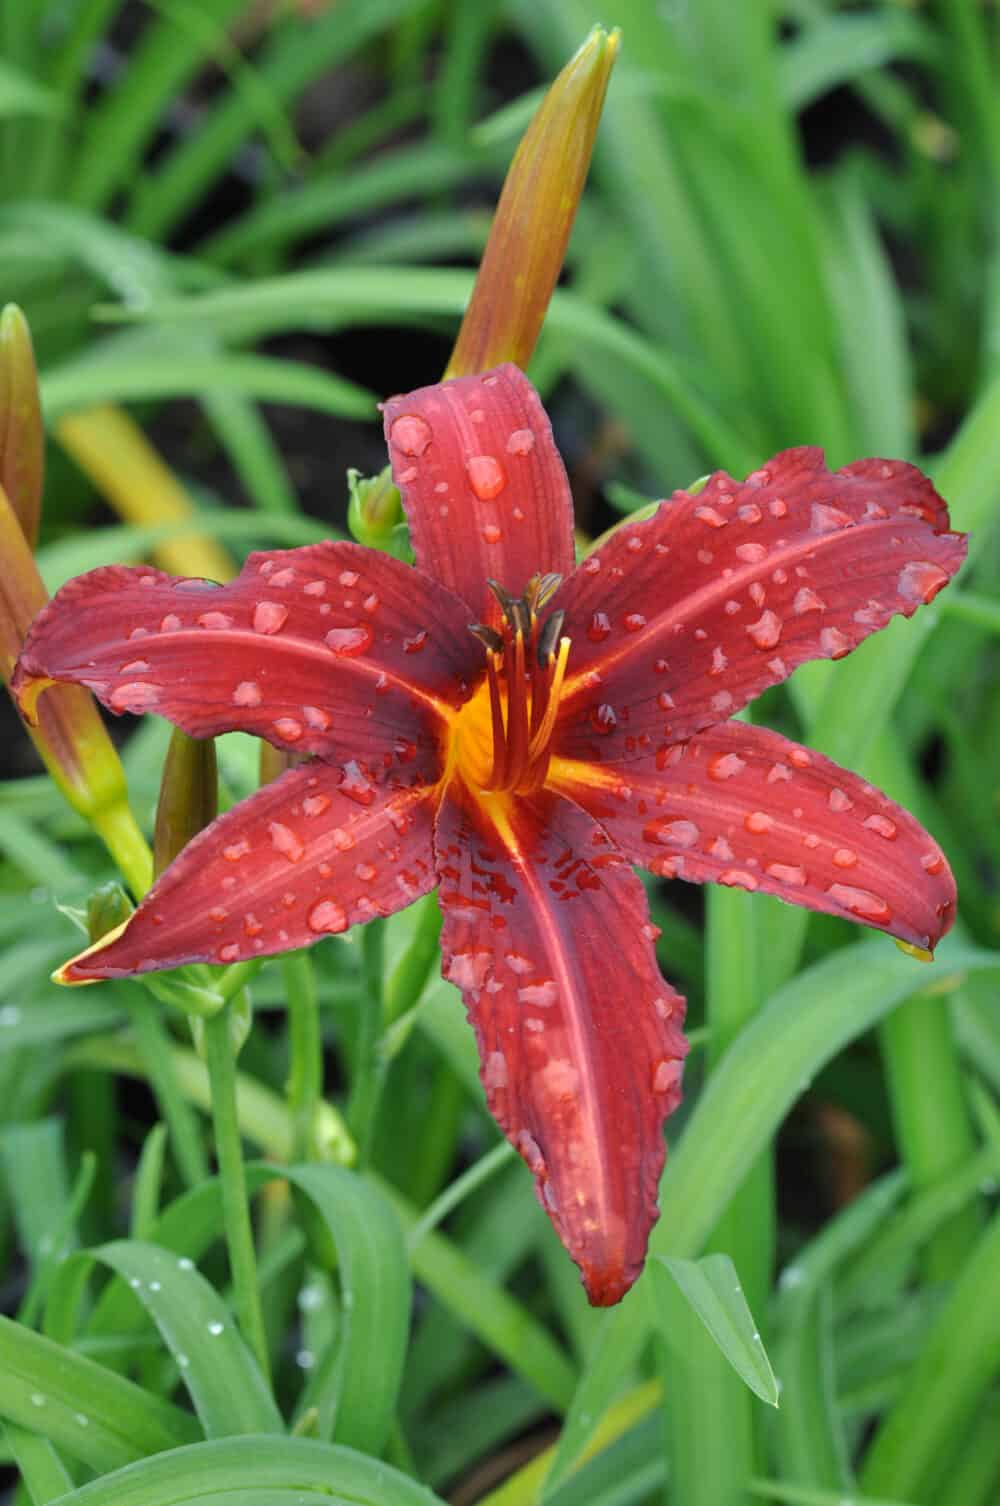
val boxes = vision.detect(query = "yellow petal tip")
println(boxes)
[894,939,935,964]
[54,918,132,986]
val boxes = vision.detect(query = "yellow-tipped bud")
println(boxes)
[0,305,44,549]
[445,25,620,379]
[154,728,219,877]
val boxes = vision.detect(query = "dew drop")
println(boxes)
[653,1059,682,1094]
[827,884,891,922]
[811,502,852,533]
[218,943,240,963]
[820,626,851,659]
[709,835,734,861]
[587,611,611,642]
[709,645,728,674]
[518,979,559,1008]
[253,600,288,635]
[694,505,727,528]
[793,586,826,614]
[362,592,380,614]
[766,862,807,886]
[832,848,858,868]
[718,868,759,891]
[482,522,502,544]
[484,1051,508,1089]
[355,862,376,883]
[339,570,360,588]
[624,612,647,633]
[467,454,506,500]
[828,787,854,813]
[223,839,250,862]
[325,623,372,656]
[110,681,161,712]
[863,813,898,839]
[198,611,234,630]
[233,680,262,707]
[506,428,535,455]
[403,630,428,654]
[390,413,432,456]
[657,690,675,710]
[898,560,950,604]
[303,705,331,731]
[159,613,182,632]
[745,810,774,834]
[590,703,617,735]
[308,899,348,934]
[302,793,331,817]
[643,817,700,848]
[708,752,746,781]
[735,542,767,564]
[269,821,304,863]
[303,579,326,597]
[208,1321,224,1336]
[746,609,782,649]
[788,748,811,768]
[274,717,303,742]
[711,690,734,714]
[921,851,944,875]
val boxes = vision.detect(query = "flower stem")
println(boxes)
[202,1000,270,1383]
[89,799,153,900]
[282,951,323,1162]
[347,921,386,1165]
[383,893,442,1025]
[129,994,208,1189]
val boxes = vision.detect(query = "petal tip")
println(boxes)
[55,918,133,985]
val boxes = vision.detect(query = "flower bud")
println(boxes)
[346,465,408,558]
[0,305,44,548]
[445,25,620,378]
[154,728,219,877]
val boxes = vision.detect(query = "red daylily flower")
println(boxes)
[14,365,965,1304]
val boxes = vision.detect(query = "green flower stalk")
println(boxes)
[445,24,620,379]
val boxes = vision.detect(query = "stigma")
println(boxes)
[459,574,571,794]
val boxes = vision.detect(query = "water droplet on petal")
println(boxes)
[766,862,807,886]
[624,612,646,633]
[653,1059,682,1094]
[588,612,611,642]
[302,793,331,817]
[657,690,675,710]
[159,613,182,632]
[643,817,699,848]
[198,611,234,630]
[467,454,506,499]
[590,703,617,735]
[811,502,852,533]
[355,861,377,882]
[820,626,851,659]
[233,680,262,707]
[863,813,897,839]
[694,505,727,528]
[735,542,767,563]
[518,979,559,1008]
[482,522,502,544]
[745,811,774,834]
[308,899,348,934]
[274,717,303,742]
[828,883,891,923]
[303,705,331,731]
[390,413,432,456]
[708,753,746,780]
[218,943,240,963]
[506,429,535,455]
[746,610,782,649]
[828,787,854,813]
[789,748,811,768]
[110,682,161,712]
[484,1051,508,1089]
[793,587,826,614]
[898,560,950,604]
[253,601,288,635]
[718,868,759,891]
[921,851,944,875]
[404,630,428,654]
[325,624,372,656]
[832,848,858,868]
[269,821,304,862]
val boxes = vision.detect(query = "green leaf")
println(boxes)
[652,1254,779,1407]
[0,1314,199,1472]
[45,1435,445,1506]
[280,1164,410,1455]
[86,1241,282,1437]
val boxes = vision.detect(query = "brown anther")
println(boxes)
[537,609,566,667]
[469,623,504,655]
[525,572,563,615]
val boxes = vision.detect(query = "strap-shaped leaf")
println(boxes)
[652,1254,779,1407]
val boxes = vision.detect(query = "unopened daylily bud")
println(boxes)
[346,466,407,557]
[154,728,219,877]
[87,881,135,944]
[3,483,152,896]
[0,305,44,548]
[445,25,620,379]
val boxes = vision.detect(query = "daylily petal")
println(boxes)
[383,364,576,625]
[549,720,956,952]
[554,447,967,761]
[61,761,440,980]
[15,543,478,776]
[434,781,687,1305]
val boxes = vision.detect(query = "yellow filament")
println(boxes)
[528,636,571,763]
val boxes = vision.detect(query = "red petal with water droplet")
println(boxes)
[434,781,687,1305]
[62,762,441,980]
[550,720,956,951]
[14,543,477,776]
[384,364,575,625]
[553,447,967,760]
